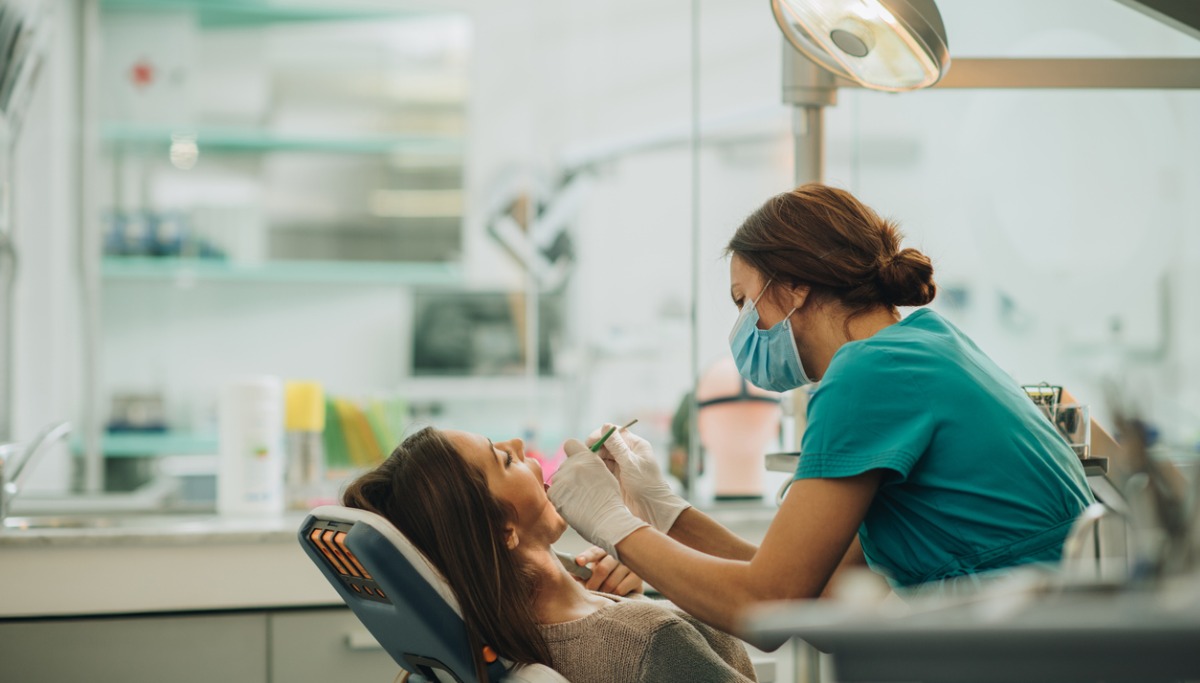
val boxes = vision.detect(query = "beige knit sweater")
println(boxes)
[536,593,757,683]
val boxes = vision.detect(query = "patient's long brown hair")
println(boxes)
[343,426,552,680]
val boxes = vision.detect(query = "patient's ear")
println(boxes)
[503,525,519,550]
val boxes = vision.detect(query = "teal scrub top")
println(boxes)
[797,308,1094,590]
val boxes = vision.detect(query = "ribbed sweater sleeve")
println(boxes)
[537,594,757,683]
[636,620,757,683]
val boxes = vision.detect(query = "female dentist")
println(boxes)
[550,183,1094,635]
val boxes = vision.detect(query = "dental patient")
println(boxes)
[343,426,756,683]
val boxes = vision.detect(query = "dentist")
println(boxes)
[550,183,1093,635]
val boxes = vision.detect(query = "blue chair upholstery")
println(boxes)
[299,505,569,683]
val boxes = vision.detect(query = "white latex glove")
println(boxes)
[548,439,648,560]
[588,426,691,534]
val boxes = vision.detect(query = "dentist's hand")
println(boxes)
[572,546,644,596]
[548,439,648,561]
[589,426,691,534]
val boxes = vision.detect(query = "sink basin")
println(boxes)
[2,515,117,530]
[6,477,179,517]
[1,512,218,531]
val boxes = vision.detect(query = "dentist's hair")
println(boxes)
[342,426,552,680]
[727,183,936,317]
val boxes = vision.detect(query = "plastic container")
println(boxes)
[284,380,327,510]
[217,376,285,515]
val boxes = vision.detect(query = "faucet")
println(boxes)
[0,420,71,523]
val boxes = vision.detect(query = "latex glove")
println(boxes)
[548,439,648,560]
[589,426,690,534]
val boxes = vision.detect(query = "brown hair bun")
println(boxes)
[727,183,937,316]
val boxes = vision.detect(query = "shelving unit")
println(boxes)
[83,1,569,493]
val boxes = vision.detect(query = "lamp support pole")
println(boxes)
[781,41,837,455]
[783,41,837,188]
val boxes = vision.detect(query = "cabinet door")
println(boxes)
[270,607,401,683]
[0,612,267,683]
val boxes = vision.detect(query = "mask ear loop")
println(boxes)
[754,278,800,326]
[750,278,774,308]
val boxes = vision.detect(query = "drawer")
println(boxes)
[270,607,401,683]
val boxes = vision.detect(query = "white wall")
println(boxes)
[11,2,82,491]
[821,0,1200,443]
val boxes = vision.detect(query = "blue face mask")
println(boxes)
[728,280,812,392]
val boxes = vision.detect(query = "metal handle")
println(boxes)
[345,629,384,651]
[555,549,593,581]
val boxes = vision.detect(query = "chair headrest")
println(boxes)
[300,505,575,682]
[308,504,462,615]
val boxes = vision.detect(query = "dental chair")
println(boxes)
[299,505,570,683]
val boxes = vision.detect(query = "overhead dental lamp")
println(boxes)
[771,0,950,91]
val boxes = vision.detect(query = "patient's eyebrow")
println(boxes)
[486,438,501,469]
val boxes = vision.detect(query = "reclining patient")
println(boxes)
[343,426,757,683]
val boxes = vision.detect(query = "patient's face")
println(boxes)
[445,430,568,547]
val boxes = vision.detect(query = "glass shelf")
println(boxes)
[101,122,464,156]
[101,257,463,286]
[85,432,219,458]
[99,0,427,28]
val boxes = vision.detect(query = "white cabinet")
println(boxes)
[0,607,403,683]
[0,612,268,683]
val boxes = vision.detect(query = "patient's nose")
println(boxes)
[501,438,525,460]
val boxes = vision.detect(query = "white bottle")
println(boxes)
[218,376,285,515]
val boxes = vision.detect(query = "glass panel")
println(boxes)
[690,2,795,504]
[81,0,1200,507]
[823,84,1200,443]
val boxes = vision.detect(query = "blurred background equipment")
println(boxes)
[695,357,782,501]
[411,290,562,377]
[0,0,49,134]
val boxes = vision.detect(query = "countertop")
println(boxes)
[0,499,778,548]
[0,510,341,619]
[0,511,311,548]
[0,501,778,619]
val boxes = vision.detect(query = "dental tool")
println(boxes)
[554,549,593,580]
[590,419,639,453]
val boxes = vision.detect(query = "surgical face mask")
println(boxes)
[728,280,812,392]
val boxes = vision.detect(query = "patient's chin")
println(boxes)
[550,514,569,540]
